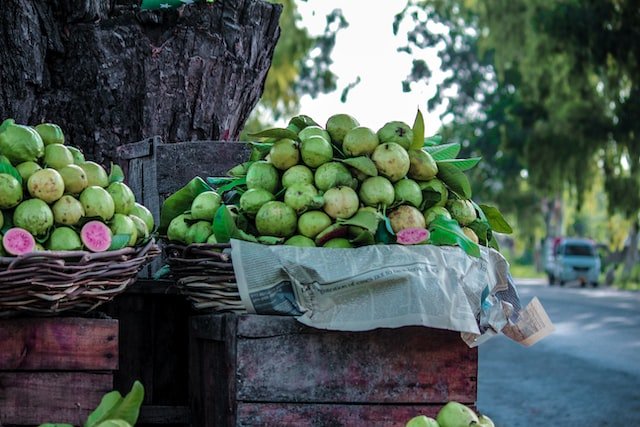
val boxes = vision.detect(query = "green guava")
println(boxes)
[300,136,333,168]
[167,213,190,243]
[408,150,438,180]
[269,138,300,170]
[376,121,413,150]
[13,198,54,236]
[359,176,395,207]
[16,161,42,184]
[44,143,74,170]
[255,201,297,238]
[394,179,423,208]
[323,237,353,248]
[47,227,82,251]
[423,206,452,226]
[446,199,477,226]
[462,227,479,244]
[130,202,154,232]
[52,195,85,225]
[79,161,109,188]
[246,161,280,194]
[297,210,333,239]
[388,205,426,233]
[298,125,331,143]
[282,165,314,188]
[129,214,150,244]
[325,114,359,146]
[58,164,88,194]
[419,178,448,208]
[0,173,23,209]
[284,235,316,247]
[477,414,495,427]
[109,213,138,246]
[0,123,44,164]
[67,146,86,164]
[405,415,439,427]
[322,186,359,219]
[342,127,380,157]
[107,182,136,215]
[239,188,275,216]
[371,142,410,182]
[190,190,222,221]
[186,220,212,244]
[80,186,115,221]
[436,401,479,427]
[314,162,356,191]
[35,123,65,145]
[206,233,218,245]
[284,183,322,214]
[27,168,65,203]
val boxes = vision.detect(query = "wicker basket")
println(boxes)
[164,243,246,313]
[0,239,160,318]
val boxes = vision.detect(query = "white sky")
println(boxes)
[296,1,446,136]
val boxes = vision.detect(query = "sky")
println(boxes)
[296,1,446,136]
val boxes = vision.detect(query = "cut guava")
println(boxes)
[2,227,36,255]
[396,227,430,245]
[81,220,113,252]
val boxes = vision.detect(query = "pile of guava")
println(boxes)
[0,119,155,256]
[405,401,495,427]
[160,111,512,255]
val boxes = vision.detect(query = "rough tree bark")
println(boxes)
[0,0,282,164]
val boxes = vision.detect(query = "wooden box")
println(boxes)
[0,317,118,426]
[189,314,478,427]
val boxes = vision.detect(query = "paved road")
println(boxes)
[477,280,640,427]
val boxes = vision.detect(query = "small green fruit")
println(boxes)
[323,237,352,248]
[284,235,316,247]
[79,161,109,188]
[342,127,379,157]
[246,161,280,194]
[408,150,438,180]
[58,164,88,194]
[269,138,299,170]
[300,136,333,168]
[377,121,413,150]
[297,210,333,239]
[0,173,23,209]
[436,401,479,427]
[186,220,212,244]
[282,165,314,188]
[44,143,74,169]
[405,415,439,427]
[326,114,359,146]
[190,191,222,221]
[394,179,423,208]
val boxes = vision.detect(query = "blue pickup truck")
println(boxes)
[546,237,601,287]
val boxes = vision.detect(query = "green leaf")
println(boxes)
[207,177,235,188]
[410,109,425,150]
[248,142,273,161]
[257,235,285,245]
[98,381,144,427]
[85,391,123,427]
[336,210,381,233]
[436,157,482,171]
[213,205,236,243]
[479,204,514,234]
[227,162,252,178]
[108,163,125,184]
[217,177,246,194]
[338,156,378,177]
[428,216,481,258]
[0,161,22,185]
[159,177,213,232]
[374,219,395,244]
[467,219,491,246]
[424,134,443,147]
[108,234,131,251]
[248,128,299,141]
[351,229,375,246]
[425,142,461,160]
[487,232,500,251]
[437,163,472,198]
[95,421,131,427]
[232,228,258,243]
[289,114,319,130]
[1,210,14,234]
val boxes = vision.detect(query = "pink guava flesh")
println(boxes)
[396,227,430,245]
[81,220,112,252]
[3,227,36,255]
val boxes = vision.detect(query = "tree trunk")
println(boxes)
[622,220,639,279]
[0,0,282,164]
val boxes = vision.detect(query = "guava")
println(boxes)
[282,165,314,188]
[298,125,331,143]
[80,186,115,221]
[300,136,334,168]
[405,415,439,427]
[436,401,479,427]
[419,178,449,208]
[314,162,357,191]
[446,199,477,226]
[35,123,65,145]
[0,123,44,164]
[284,235,316,247]
[314,223,349,246]
[423,206,452,226]
[67,146,86,164]
[297,210,333,239]
[167,213,190,243]
[186,220,212,244]
[325,114,359,146]
[359,176,395,207]
[206,233,218,244]
[388,205,426,233]
[239,188,275,216]
[16,161,42,184]
[342,127,380,157]
[246,161,280,194]
[13,199,54,236]
[284,183,322,214]
[408,150,438,180]
[52,195,85,225]
[394,179,423,208]
[396,227,430,245]
[81,220,112,252]
[107,182,136,215]
[190,190,222,221]
[255,201,297,238]
[44,143,74,169]
[131,202,155,232]
[377,121,413,150]
[27,168,65,203]
[477,414,495,427]
[269,138,300,170]
[2,227,36,255]
[79,161,109,188]
[0,173,23,209]
[58,164,88,194]
[323,237,353,248]
[129,214,150,244]
[462,227,479,244]
[0,211,3,229]
[372,142,410,182]
[47,227,82,251]
[109,213,138,247]
[322,186,359,219]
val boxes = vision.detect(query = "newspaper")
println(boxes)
[231,239,554,347]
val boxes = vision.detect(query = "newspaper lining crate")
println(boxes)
[189,313,478,427]
[0,317,118,426]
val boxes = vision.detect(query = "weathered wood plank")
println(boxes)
[116,138,154,160]
[235,324,477,403]
[236,314,310,337]
[0,372,113,426]
[0,317,118,370]
[137,405,190,424]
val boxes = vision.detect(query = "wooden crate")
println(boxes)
[189,314,478,427]
[0,317,118,426]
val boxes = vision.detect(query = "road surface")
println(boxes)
[477,280,640,426]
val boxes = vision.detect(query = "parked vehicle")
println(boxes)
[546,237,601,287]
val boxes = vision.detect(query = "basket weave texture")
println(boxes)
[165,243,246,313]
[0,239,160,318]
